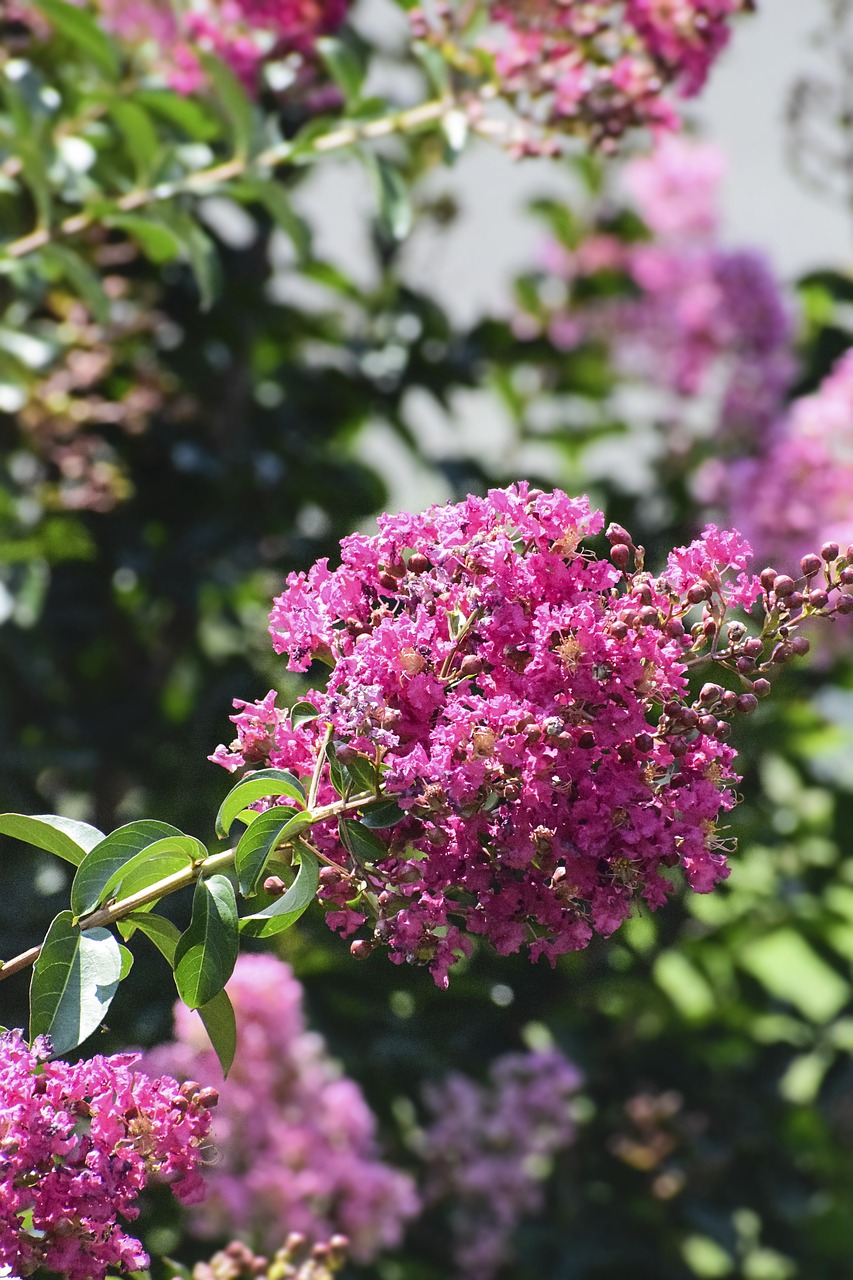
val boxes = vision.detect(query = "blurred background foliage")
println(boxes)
[3,2,853,1278]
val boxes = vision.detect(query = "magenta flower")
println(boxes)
[145,954,418,1263]
[0,1031,213,1280]
[213,484,770,985]
[421,1046,582,1279]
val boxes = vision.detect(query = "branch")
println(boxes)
[0,790,383,981]
[2,98,452,261]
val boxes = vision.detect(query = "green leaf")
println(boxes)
[291,700,319,729]
[240,843,319,938]
[343,753,379,795]
[15,139,52,231]
[135,90,219,142]
[360,798,406,829]
[32,0,120,78]
[199,52,255,159]
[41,244,111,325]
[0,813,105,867]
[339,818,388,864]
[97,834,205,906]
[70,819,185,917]
[118,944,134,980]
[413,41,450,96]
[120,911,181,961]
[235,808,316,897]
[316,37,366,104]
[163,1259,194,1280]
[110,100,161,184]
[105,214,183,265]
[215,769,306,839]
[174,875,239,1009]
[156,205,220,310]
[364,154,413,243]
[231,178,311,259]
[29,911,123,1055]
[198,988,237,1077]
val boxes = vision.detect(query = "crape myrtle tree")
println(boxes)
[3,2,853,1278]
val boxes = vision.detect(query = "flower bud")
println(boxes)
[840,567,853,585]
[686,582,711,604]
[743,637,764,657]
[407,552,430,574]
[698,715,718,735]
[772,575,795,598]
[610,621,629,640]
[378,570,400,592]
[790,635,810,656]
[578,730,596,749]
[838,594,853,614]
[634,732,654,753]
[752,678,771,697]
[699,683,723,704]
[197,1087,220,1109]
[787,591,805,609]
[720,691,738,712]
[760,567,778,591]
[800,553,822,577]
[807,591,828,610]
[660,851,680,868]
[639,606,659,627]
[736,693,758,714]
[771,642,793,663]
[735,655,755,674]
[349,939,375,960]
[714,721,731,741]
[610,543,632,570]
[458,654,483,678]
[606,523,633,546]
[263,875,287,896]
[821,541,840,563]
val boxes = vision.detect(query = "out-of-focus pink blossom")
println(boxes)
[421,1046,582,1279]
[723,351,853,573]
[0,1031,213,1280]
[146,954,418,1263]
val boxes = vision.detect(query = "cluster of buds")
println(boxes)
[192,1233,349,1280]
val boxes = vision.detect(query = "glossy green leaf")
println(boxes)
[29,911,123,1055]
[118,944,134,980]
[239,844,318,938]
[340,817,388,864]
[134,90,219,141]
[120,911,180,961]
[0,813,105,866]
[97,834,205,906]
[291,700,320,729]
[215,768,306,839]
[360,798,406,829]
[174,875,239,1009]
[32,0,120,78]
[71,819,185,917]
[198,987,237,1077]
[235,807,316,897]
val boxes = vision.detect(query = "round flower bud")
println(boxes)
[800,554,822,577]
[378,570,400,592]
[698,715,718,735]
[752,678,771,697]
[773,575,795,598]
[790,635,811,656]
[735,655,755,674]
[714,721,732,741]
[744,637,764,657]
[807,590,828,610]
[350,939,374,960]
[736,693,758,714]
[720,691,738,713]
[699,683,723,704]
[686,582,711,604]
[263,875,286,896]
[610,543,632,570]
[840,567,853,585]
[634,732,654,753]
[838,594,853,614]
[760,567,778,591]
[408,552,430,574]
[821,541,840,563]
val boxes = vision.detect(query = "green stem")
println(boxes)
[0,790,385,981]
[2,97,453,261]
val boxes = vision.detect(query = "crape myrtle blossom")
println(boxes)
[0,1031,214,1280]
[421,1046,582,1279]
[412,1,749,150]
[145,954,418,1263]
[91,0,349,95]
[538,137,795,444]
[209,482,853,987]
[720,350,853,575]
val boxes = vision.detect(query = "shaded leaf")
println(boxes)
[198,988,237,1077]
[316,37,366,104]
[340,817,388,864]
[120,911,180,961]
[105,214,183,265]
[235,807,316,897]
[29,911,123,1055]
[239,843,318,938]
[32,0,120,78]
[360,798,406,829]
[174,875,239,1009]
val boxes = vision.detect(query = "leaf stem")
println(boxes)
[0,790,388,981]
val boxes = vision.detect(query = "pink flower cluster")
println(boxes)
[421,1046,582,1279]
[213,484,764,986]
[720,350,853,573]
[146,954,418,1263]
[541,138,795,442]
[476,0,746,146]
[0,1031,213,1280]
[93,0,348,94]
